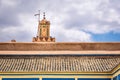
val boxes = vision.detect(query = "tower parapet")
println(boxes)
[32,12,55,42]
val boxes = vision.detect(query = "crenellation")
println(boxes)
[32,37,55,42]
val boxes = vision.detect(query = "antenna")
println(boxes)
[34,10,40,37]
[34,10,40,22]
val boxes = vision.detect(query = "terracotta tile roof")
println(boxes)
[0,55,120,72]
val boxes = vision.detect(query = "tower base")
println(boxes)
[32,36,55,42]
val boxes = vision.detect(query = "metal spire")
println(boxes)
[43,12,46,19]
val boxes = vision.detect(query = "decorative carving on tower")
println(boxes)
[32,11,55,42]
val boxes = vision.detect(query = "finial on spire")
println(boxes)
[43,12,46,19]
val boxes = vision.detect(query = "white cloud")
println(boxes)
[104,9,120,23]
[83,24,112,34]
[51,24,92,42]
[93,8,120,23]
[63,0,120,34]
[1,0,18,7]
[64,29,92,42]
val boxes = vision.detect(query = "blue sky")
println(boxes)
[0,0,120,42]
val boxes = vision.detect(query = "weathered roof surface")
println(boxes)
[0,55,120,72]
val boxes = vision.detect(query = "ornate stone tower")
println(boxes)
[32,12,55,42]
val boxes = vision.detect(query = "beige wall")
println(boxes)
[0,42,120,51]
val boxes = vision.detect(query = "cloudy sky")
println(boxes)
[0,0,120,42]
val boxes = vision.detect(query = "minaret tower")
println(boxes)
[32,12,55,42]
[38,12,50,38]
